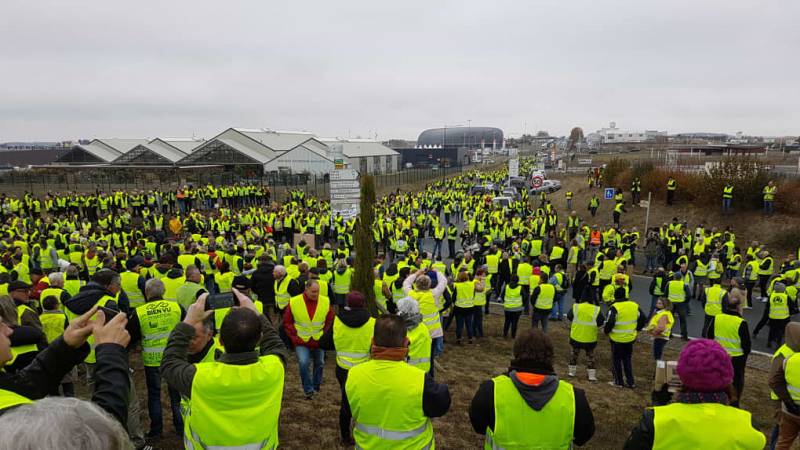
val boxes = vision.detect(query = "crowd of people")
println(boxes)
[0,160,796,449]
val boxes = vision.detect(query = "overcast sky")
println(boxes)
[1,1,798,142]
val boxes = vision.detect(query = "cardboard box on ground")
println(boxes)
[654,360,682,393]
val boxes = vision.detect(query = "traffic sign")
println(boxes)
[531,176,543,188]
[508,158,519,178]
[604,188,615,200]
[330,180,360,190]
[330,169,358,181]
[331,167,360,220]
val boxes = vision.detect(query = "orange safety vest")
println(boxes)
[590,231,601,245]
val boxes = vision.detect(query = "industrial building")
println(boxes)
[320,138,399,175]
[416,126,504,150]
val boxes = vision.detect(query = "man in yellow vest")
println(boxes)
[567,292,604,381]
[346,314,451,449]
[707,294,751,407]
[667,271,692,341]
[161,290,287,449]
[39,272,71,309]
[8,281,41,331]
[319,291,375,446]
[127,278,185,438]
[763,180,777,216]
[284,280,334,399]
[626,339,765,449]
[175,265,207,310]
[469,328,595,448]
[603,288,646,388]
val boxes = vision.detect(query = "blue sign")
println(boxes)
[604,188,615,200]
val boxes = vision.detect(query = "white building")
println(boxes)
[591,122,666,144]
[320,138,400,175]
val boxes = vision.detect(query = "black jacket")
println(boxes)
[64,282,122,316]
[4,325,47,374]
[250,263,275,305]
[469,369,594,446]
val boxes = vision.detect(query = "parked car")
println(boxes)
[529,179,562,194]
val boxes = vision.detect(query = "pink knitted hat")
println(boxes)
[676,339,734,392]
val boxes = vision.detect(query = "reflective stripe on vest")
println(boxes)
[535,284,556,310]
[667,280,686,303]
[333,316,375,369]
[503,286,523,312]
[454,282,474,308]
[136,300,182,367]
[570,303,600,343]
[407,323,432,372]
[785,354,800,403]
[610,301,638,343]
[290,295,330,342]
[770,292,789,319]
[409,290,441,335]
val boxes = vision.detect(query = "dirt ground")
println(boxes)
[120,310,776,450]
[550,173,800,257]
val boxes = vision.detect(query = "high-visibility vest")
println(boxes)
[120,271,145,308]
[333,270,352,295]
[516,264,533,286]
[216,272,234,293]
[486,254,500,274]
[601,284,617,304]
[63,279,85,297]
[651,403,765,450]
[0,388,32,411]
[760,256,774,276]
[647,310,674,340]
[763,185,776,201]
[704,285,725,316]
[373,279,386,311]
[186,356,284,450]
[333,316,375,369]
[162,276,185,302]
[409,290,441,336]
[346,360,434,450]
[84,255,100,276]
[40,310,67,343]
[290,295,330,342]
[454,281,475,308]
[694,259,708,277]
[274,276,292,309]
[407,323,432,372]
[176,282,206,310]
[136,300,182,367]
[9,341,39,366]
[485,375,575,450]
[65,294,116,364]
[549,246,565,261]
[723,185,733,199]
[570,303,600,344]
[16,304,37,327]
[667,280,686,303]
[535,284,556,310]
[473,279,487,307]
[714,313,744,357]
[503,285,523,312]
[771,345,795,400]
[785,353,800,403]
[40,287,65,308]
[609,301,638,343]
[769,292,790,320]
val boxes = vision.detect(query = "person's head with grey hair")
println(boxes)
[184,265,201,283]
[48,272,64,288]
[66,265,79,278]
[144,278,165,301]
[0,296,17,326]
[396,297,422,330]
[272,265,287,280]
[0,396,133,450]
[415,275,431,292]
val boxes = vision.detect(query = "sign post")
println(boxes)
[643,191,652,232]
[508,148,519,178]
[330,144,361,222]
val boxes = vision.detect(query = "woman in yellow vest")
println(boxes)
[501,276,524,339]
[469,329,595,449]
[646,298,674,361]
[625,339,765,449]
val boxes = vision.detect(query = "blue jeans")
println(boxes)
[722,198,732,213]
[764,200,774,215]
[549,294,564,319]
[532,310,550,332]
[295,346,325,394]
[646,255,657,272]
[144,366,182,435]
[471,307,484,337]
[433,240,442,258]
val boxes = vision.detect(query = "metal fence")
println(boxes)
[0,164,469,201]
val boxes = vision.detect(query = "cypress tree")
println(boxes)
[351,174,378,316]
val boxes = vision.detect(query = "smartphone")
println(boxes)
[205,293,237,311]
[99,306,120,321]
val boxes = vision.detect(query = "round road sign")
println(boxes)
[531,176,544,188]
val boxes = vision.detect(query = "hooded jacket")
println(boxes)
[64,282,124,316]
[469,366,594,446]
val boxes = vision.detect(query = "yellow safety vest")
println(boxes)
[667,280,686,303]
[570,303,600,344]
[651,403,765,450]
[516,264,533,286]
[785,353,800,403]
[704,285,725,316]
[136,300,182,367]
[769,292,790,320]
[454,281,475,309]
[503,285,523,312]
[486,375,575,450]
[216,272,234,293]
[647,310,674,340]
[162,276,185,302]
[0,388,32,411]
[346,359,434,450]
[409,290,441,336]
[714,313,744,357]
[120,271,145,308]
[185,356,284,450]
[535,284,556,310]
[610,301,639,343]
[771,345,795,400]
[407,323,433,372]
[39,287,65,308]
[274,276,292,309]
[290,295,330,342]
[333,316,375,369]
[40,310,67,343]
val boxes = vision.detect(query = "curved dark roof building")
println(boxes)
[417,127,503,148]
